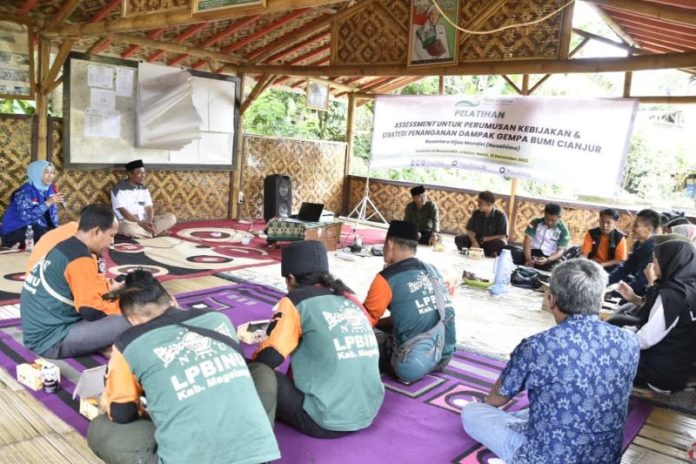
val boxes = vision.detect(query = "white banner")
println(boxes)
[370,95,638,190]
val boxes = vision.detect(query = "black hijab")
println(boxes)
[642,240,696,327]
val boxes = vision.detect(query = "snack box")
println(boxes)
[16,358,60,391]
[80,397,100,420]
[468,247,485,259]
[237,320,271,344]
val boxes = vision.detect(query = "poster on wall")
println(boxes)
[0,21,34,99]
[306,79,329,111]
[370,95,638,191]
[408,0,458,67]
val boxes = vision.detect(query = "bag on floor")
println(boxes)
[510,267,543,289]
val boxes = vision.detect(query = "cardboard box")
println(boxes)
[73,365,107,420]
[16,359,60,391]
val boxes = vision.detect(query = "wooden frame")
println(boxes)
[408,0,459,67]
[192,0,267,15]
[63,52,241,171]
[306,78,329,111]
[0,20,35,100]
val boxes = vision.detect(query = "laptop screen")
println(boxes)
[298,202,324,222]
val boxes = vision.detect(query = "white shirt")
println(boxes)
[111,179,153,221]
[633,296,679,350]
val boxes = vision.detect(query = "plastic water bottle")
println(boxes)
[24,225,34,251]
[490,248,514,296]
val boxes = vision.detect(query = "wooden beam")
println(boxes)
[521,74,530,95]
[121,27,166,58]
[231,73,245,219]
[0,12,40,26]
[501,75,522,95]
[243,14,332,63]
[110,33,242,66]
[36,38,51,160]
[17,0,39,16]
[87,37,113,55]
[46,76,63,95]
[241,75,274,114]
[583,0,696,27]
[342,93,356,214]
[265,30,330,63]
[230,51,696,76]
[90,0,122,23]
[587,3,637,46]
[149,22,209,62]
[634,95,696,104]
[528,36,590,94]
[222,9,308,56]
[44,0,346,38]
[572,28,641,53]
[47,0,81,28]
[438,76,445,95]
[188,16,264,69]
[623,70,632,98]
[42,39,74,89]
[287,45,330,66]
[558,0,575,60]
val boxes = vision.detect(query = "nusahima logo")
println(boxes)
[455,100,479,108]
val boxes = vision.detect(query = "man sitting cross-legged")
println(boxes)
[20,204,129,359]
[461,259,639,464]
[364,220,456,383]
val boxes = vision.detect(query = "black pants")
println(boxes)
[504,246,555,270]
[454,235,506,257]
[418,230,433,245]
[274,371,349,439]
[1,224,49,248]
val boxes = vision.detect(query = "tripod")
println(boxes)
[347,162,388,231]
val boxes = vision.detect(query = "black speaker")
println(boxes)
[264,174,292,222]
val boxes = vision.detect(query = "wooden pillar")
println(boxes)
[35,38,51,160]
[342,93,357,215]
[438,75,445,95]
[508,75,529,228]
[623,50,633,98]
[230,73,245,219]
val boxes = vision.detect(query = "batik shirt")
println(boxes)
[499,315,639,464]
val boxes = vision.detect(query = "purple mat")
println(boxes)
[0,283,653,463]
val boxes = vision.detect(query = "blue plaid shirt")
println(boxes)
[499,315,639,464]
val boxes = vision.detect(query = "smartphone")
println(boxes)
[247,321,270,332]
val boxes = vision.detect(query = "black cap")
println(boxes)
[386,220,419,241]
[478,191,495,204]
[410,185,425,196]
[125,159,144,171]
[281,241,329,277]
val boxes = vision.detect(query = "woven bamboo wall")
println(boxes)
[458,0,568,62]
[348,176,638,245]
[48,118,231,222]
[241,135,347,219]
[331,0,569,66]
[0,115,34,215]
[347,176,509,235]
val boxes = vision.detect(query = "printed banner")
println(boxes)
[371,95,638,190]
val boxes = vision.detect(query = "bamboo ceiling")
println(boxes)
[1,0,695,98]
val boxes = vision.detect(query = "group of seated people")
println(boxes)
[1,159,177,249]
[8,171,696,463]
[18,197,456,462]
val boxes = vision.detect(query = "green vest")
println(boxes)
[381,257,456,361]
[20,237,85,355]
[288,287,384,431]
[118,308,279,464]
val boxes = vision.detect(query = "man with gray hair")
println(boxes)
[461,259,639,463]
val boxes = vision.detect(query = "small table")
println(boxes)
[266,219,342,251]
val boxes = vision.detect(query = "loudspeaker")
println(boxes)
[264,174,292,222]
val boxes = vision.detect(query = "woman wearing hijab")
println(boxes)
[1,160,63,248]
[617,240,696,392]
[671,224,696,246]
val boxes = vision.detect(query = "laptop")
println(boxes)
[294,202,324,222]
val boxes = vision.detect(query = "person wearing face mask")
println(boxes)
[1,160,64,248]
[614,240,696,393]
